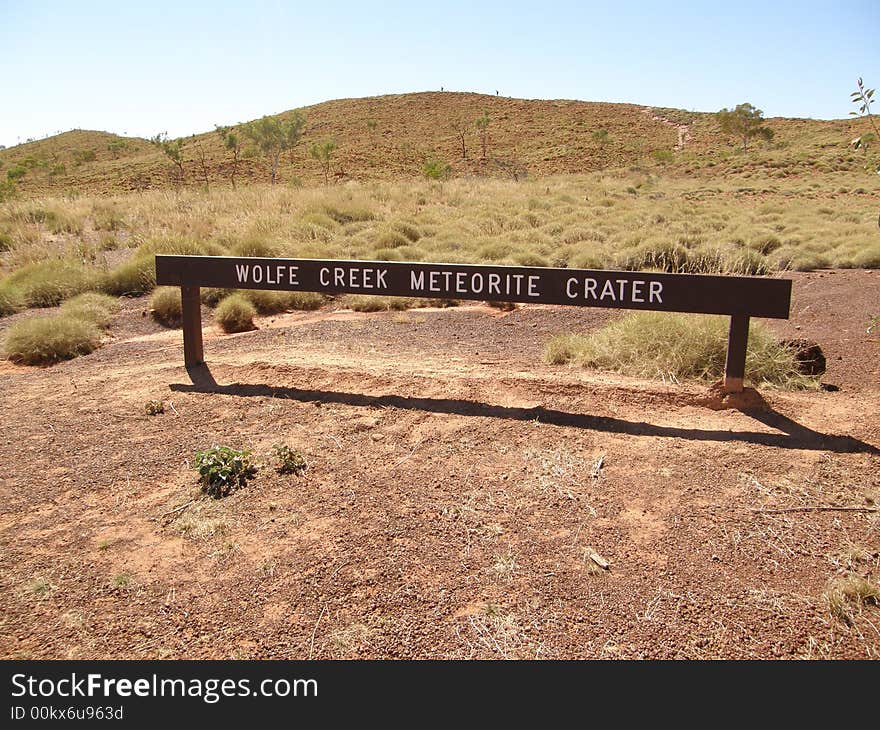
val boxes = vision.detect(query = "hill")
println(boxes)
[0,92,873,195]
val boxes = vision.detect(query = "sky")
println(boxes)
[1,0,878,148]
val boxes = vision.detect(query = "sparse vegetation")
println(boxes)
[194,445,256,498]
[826,574,880,626]
[215,293,256,332]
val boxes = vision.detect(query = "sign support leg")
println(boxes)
[723,315,749,393]
[181,286,204,368]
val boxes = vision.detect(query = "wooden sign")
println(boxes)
[155,255,792,392]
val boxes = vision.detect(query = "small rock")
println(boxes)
[781,338,826,376]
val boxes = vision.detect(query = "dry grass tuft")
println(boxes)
[545,312,814,387]
[4,314,101,365]
[215,293,257,333]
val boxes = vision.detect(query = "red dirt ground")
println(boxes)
[0,270,878,659]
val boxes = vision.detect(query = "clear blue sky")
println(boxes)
[1,0,878,148]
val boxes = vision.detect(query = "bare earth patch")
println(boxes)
[0,271,878,659]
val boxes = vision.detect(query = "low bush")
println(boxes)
[545,312,810,387]
[4,314,100,365]
[151,286,182,326]
[271,444,308,475]
[3,260,99,307]
[59,292,119,328]
[194,445,256,498]
[215,293,256,332]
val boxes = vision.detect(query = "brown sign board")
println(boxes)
[155,255,791,319]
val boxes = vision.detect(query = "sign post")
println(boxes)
[156,255,792,393]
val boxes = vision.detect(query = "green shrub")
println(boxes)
[6,165,26,181]
[4,314,100,365]
[194,445,256,498]
[3,260,98,307]
[151,286,182,326]
[271,444,308,475]
[545,312,810,386]
[651,149,675,165]
[0,229,13,251]
[423,158,451,180]
[215,293,256,332]
[59,292,119,328]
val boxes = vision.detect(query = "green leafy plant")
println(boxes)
[716,103,774,152]
[271,444,308,475]
[150,133,186,181]
[849,78,879,228]
[194,445,256,498]
[423,158,451,180]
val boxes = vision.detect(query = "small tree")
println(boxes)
[476,112,490,159]
[215,125,243,189]
[451,119,468,159]
[716,103,774,152]
[150,133,185,181]
[309,139,337,185]
[190,136,211,191]
[107,140,128,159]
[850,77,879,173]
[849,77,879,229]
[242,112,306,185]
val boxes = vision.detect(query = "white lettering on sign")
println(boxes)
[235,264,300,287]
[317,266,389,290]
[408,269,542,298]
[564,276,664,304]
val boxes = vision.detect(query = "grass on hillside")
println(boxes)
[0,170,878,324]
[545,312,815,388]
